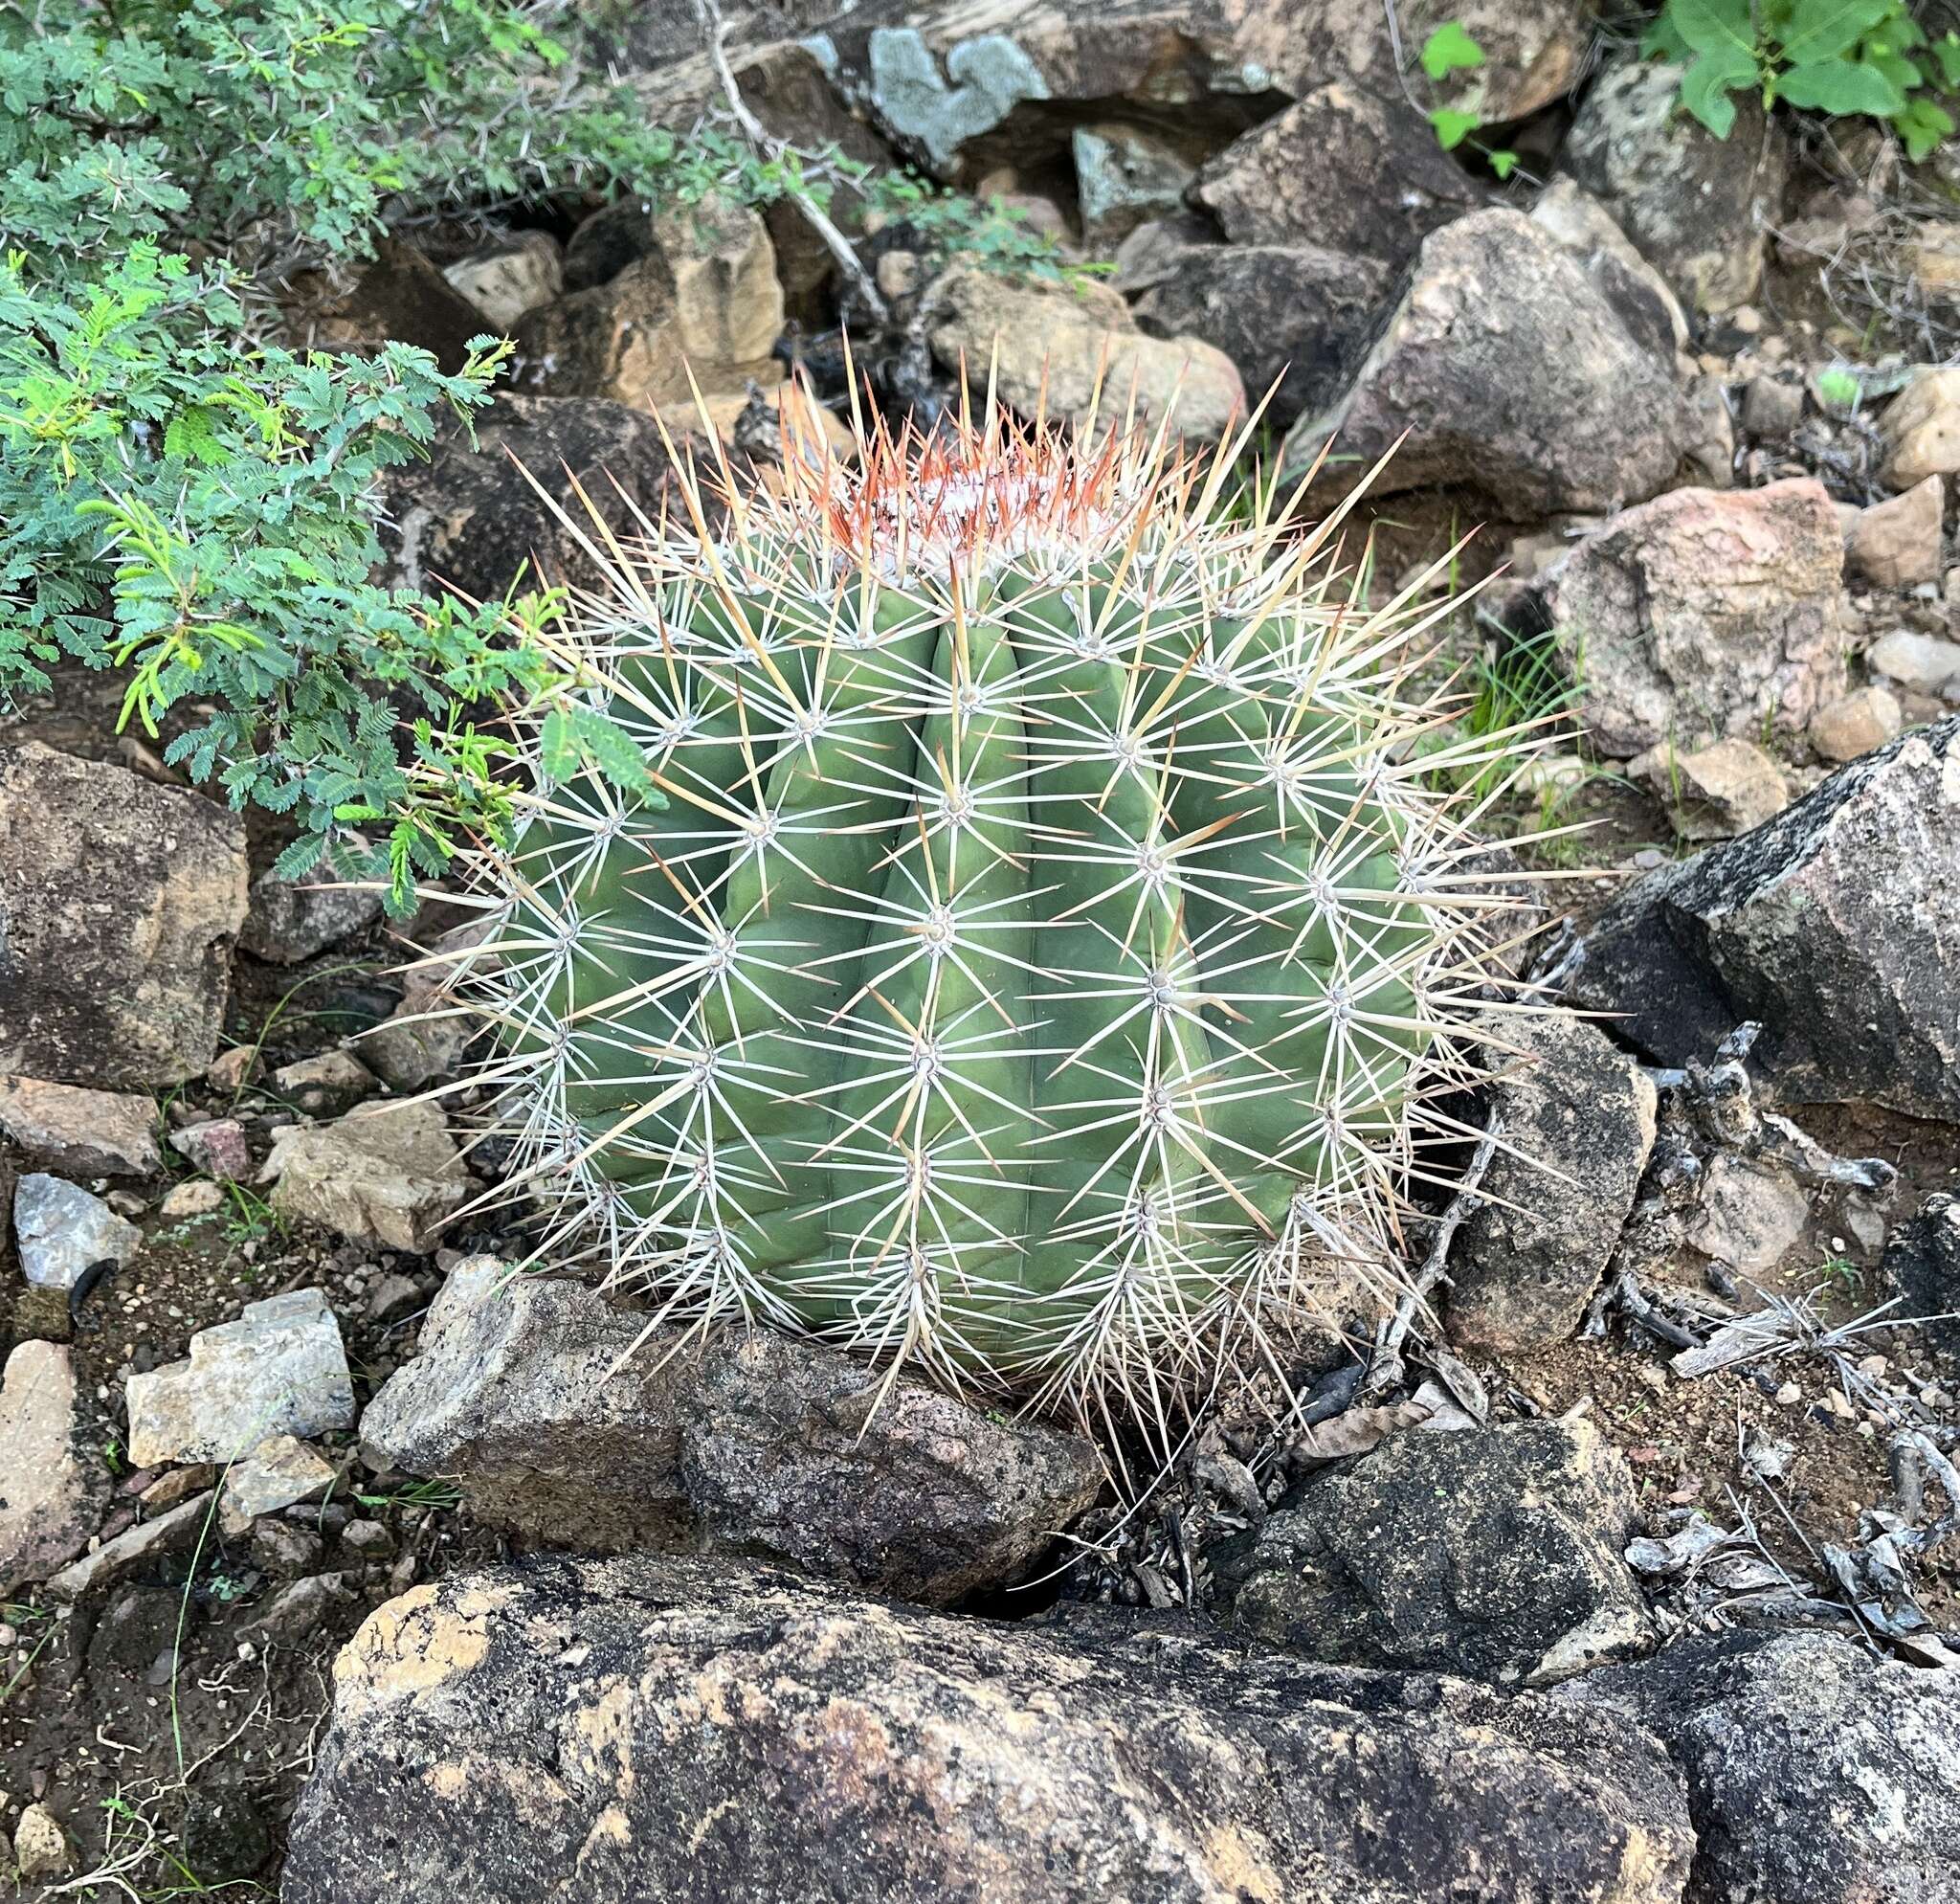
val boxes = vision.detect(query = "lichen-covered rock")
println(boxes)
[1071,121,1193,252]
[1564,57,1788,314]
[282,1554,1695,1904]
[1192,85,1485,263]
[1448,1014,1658,1354]
[377,392,693,605]
[1281,210,1687,514]
[1129,238,1392,430]
[0,744,248,1089]
[1564,718,1960,1122]
[1229,1420,1655,1687]
[362,1260,1101,1604]
[1559,1630,1960,1904]
[925,265,1244,439]
[1538,479,1846,757]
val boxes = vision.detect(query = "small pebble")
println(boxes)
[1774,1381,1803,1406]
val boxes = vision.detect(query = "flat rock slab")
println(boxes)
[0,742,247,1088]
[124,1288,354,1467]
[0,1340,101,1592]
[1559,1629,1960,1904]
[1565,717,1960,1121]
[14,1173,142,1291]
[1230,1419,1655,1687]
[0,1076,159,1176]
[282,1555,1695,1904]
[361,1260,1102,1606]
[218,1434,338,1535]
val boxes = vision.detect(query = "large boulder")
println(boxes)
[1447,1013,1659,1354]
[1192,85,1486,265]
[0,744,248,1089]
[282,1554,1695,1904]
[1280,210,1688,515]
[1529,177,1691,367]
[1563,718,1960,1122]
[377,392,692,604]
[925,266,1244,439]
[1230,1420,1655,1688]
[1564,57,1790,314]
[1128,238,1392,430]
[1560,1630,1960,1904]
[360,1259,1102,1605]
[1537,479,1846,758]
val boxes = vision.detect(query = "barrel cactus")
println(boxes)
[457,389,1534,1426]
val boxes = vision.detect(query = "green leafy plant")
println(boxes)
[449,400,1546,1439]
[1648,0,1960,158]
[1418,24,1522,179]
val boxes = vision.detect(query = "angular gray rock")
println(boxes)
[239,858,384,965]
[1230,1419,1655,1687]
[1071,121,1192,253]
[44,1487,214,1602]
[282,1555,1695,1904]
[1281,210,1688,515]
[1882,1193,1960,1360]
[0,743,248,1088]
[1564,718,1960,1121]
[1448,1013,1658,1354]
[1129,238,1392,431]
[0,1339,100,1592]
[1192,84,1486,264]
[265,1100,467,1252]
[1529,177,1690,367]
[1538,478,1846,757]
[14,1173,142,1291]
[351,991,473,1092]
[1559,1630,1960,1904]
[361,1260,1102,1605]
[0,1076,159,1176]
[217,1434,338,1535]
[1564,56,1789,314]
[124,1288,355,1467]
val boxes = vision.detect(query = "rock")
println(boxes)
[0,1076,159,1176]
[297,238,492,375]
[218,1434,338,1536]
[168,1116,251,1182]
[1741,371,1806,440]
[44,1488,214,1602]
[13,1173,142,1290]
[376,392,692,605]
[1280,209,1687,515]
[1632,736,1790,840]
[1848,475,1945,589]
[441,232,563,329]
[1559,1629,1960,1904]
[362,1260,1102,1605]
[1867,628,1960,693]
[265,1101,467,1252]
[282,1553,1694,1904]
[160,1179,225,1221]
[1529,176,1691,366]
[271,1049,378,1118]
[124,1288,355,1467]
[1908,218,1960,300]
[1070,122,1192,253]
[1447,1014,1658,1354]
[0,743,248,1088]
[680,1330,1102,1605]
[1564,718,1960,1121]
[0,1340,100,1591]
[240,859,383,965]
[365,1270,423,1325]
[512,196,783,411]
[241,1571,359,1647]
[1810,685,1904,762]
[925,265,1243,440]
[252,1516,326,1579]
[1882,1193,1960,1361]
[1537,478,1845,757]
[351,993,472,1092]
[1682,1154,1809,1275]
[12,1803,71,1879]
[1230,1420,1654,1687]
[1192,85,1485,264]
[1882,367,1960,487]
[1680,372,1738,487]
[1564,57,1788,313]
[339,1517,395,1559]
[1129,239,1392,431]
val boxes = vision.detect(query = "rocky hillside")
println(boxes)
[4,2,1960,1899]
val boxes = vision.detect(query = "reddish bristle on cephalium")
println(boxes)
[428,368,1565,1463]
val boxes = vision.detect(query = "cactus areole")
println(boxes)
[464,387,1531,1422]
